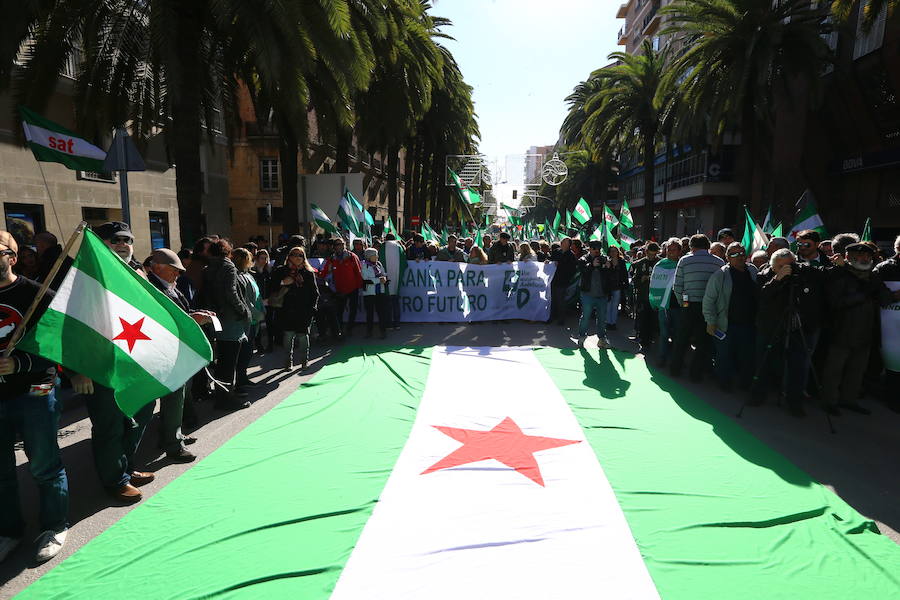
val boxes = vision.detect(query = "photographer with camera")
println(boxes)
[576,241,615,349]
[752,249,825,417]
[820,241,898,415]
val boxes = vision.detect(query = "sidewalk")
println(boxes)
[3,318,898,598]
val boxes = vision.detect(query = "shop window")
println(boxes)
[149,211,170,250]
[3,203,46,247]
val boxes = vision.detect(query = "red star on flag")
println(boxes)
[422,417,580,486]
[112,317,152,352]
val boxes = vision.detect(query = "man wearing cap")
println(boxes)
[487,232,515,264]
[821,241,899,415]
[82,222,155,502]
[0,230,72,563]
[148,249,216,462]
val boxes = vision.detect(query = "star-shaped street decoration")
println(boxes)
[422,417,580,487]
[112,317,152,353]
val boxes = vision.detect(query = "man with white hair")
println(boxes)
[752,248,826,417]
[821,241,899,415]
[874,235,900,412]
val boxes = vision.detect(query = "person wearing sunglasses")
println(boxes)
[796,230,829,268]
[702,242,759,393]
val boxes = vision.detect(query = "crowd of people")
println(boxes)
[1,219,898,567]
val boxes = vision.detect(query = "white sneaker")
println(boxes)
[598,336,612,349]
[0,536,21,563]
[577,335,586,348]
[34,529,67,563]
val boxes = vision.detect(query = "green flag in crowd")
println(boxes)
[604,205,620,230]
[552,211,561,234]
[861,218,872,242]
[383,216,396,236]
[311,203,339,234]
[572,198,592,225]
[619,198,634,229]
[788,190,827,241]
[741,206,768,255]
[762,204,775,235]
[449,168,482,205]
[771,223,783,238]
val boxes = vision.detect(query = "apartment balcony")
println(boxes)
[641,2,662,36]
[616,3,629,19]
[618,26,630,46]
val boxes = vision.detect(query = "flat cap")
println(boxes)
[94,221,134,242]
[845,242,875,254]
[151,248,186,271]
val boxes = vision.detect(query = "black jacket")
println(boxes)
[756,262,826,339]
[550,248,577,287]
[577,255,614,296]
[202,256,251,323]
[272,265,319,330]
[825,264,894,346]
[630,256,659,305]
[874,256,900,282]
[488,242,516,264]
[0,277,57,398]
[608,258,629,292]
[148,271,191,313]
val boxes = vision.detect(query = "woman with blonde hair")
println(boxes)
[518,242,537,262]
[271,247,319,370]
[467,246,489,265]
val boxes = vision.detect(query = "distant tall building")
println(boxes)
[616,0,670,55]
[524,145,554,185]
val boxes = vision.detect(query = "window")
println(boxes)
[82,207,123,229]
[853,0,886,59]
[3,203,46,247]
[149,212,170,250]
[257,206,283,225]
[260,158,280,191]
[76,170,116,183]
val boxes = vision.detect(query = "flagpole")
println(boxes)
[35,161,65,236]
[3,221,86,358]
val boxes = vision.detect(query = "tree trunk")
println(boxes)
[279,131,300,235]
[642,134,656,240]
[171,2,205,245]
[335,128,351,173]
[387,146,399,223]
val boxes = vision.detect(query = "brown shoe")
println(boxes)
[129,471,155,486]
[111,483,142,503]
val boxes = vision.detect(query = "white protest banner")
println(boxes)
[882,282,900,372]
[310,259,557,322]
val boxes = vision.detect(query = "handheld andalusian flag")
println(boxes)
[501,202,519,215]
[740,206,767,255]
[311,204,339,234]
[17,228,212,417]
[449,168,482,205]
[572,198,592,225]
[762,204,775,235]
[789,190,827,241]
[552,211,562,234]
[619,227,636,247]
[619,198,634,229]
[383,216,397,236]
[771,222,783,238]
[440,227,449,246]
[604,205,620,229]
[338,193,361,236]
[565,210,572,230]
[474,227,483,248]
[16,346,900,599]
[20,106,107,171]
[861,218,872,242]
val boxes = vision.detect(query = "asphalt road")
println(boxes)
[3,317,899,598]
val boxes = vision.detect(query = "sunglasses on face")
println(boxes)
[798,242,814,249]
[728,251,745,257]
[110,236,133,244]
[0,249,15,257]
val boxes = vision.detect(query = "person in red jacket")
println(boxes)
[320,238,363,336]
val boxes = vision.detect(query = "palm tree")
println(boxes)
[564,41,671,237]
[2,1,350,245]
[832,0,896,30]
[662,0,832,211]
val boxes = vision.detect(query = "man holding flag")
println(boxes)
[0,231,70,564]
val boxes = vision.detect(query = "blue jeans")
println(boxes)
[578,293,608,338]
[85,384,155,489]
[606,290,621,325]
[657,305,680,363]
[714,322,756,388]
[0,389,68,537]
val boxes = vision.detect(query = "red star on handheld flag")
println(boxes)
[422,417,580,486]
[112,317,152,352]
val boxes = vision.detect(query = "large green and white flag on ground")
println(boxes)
[572,197,592,224]
[449,168,482,205]
[310,203,339,234]
[619,198,634,229]
[789,190,827,241]
[17,229,212,417]
[20,106,107,171]
[741,206,768,255]
[21,346,900,599]
[604,204,620,229]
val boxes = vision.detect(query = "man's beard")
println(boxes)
[115,248,133,262]
[0,263,10,282]
[849,258,873,271]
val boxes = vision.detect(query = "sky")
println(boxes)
[435,0,621,205]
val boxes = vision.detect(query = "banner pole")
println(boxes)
[35,161,65,237]
[3,221,86,358]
